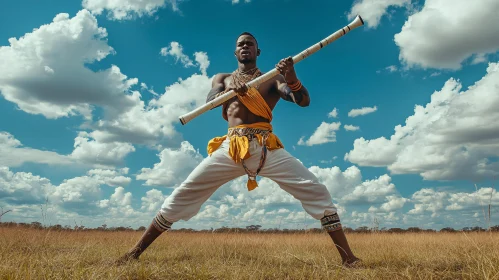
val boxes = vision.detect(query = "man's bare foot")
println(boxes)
[343,257,362,268]
[115,223,164,265]
[115,248,141,265]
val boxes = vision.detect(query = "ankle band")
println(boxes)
[321,213,342,232]
[153,212,173,232]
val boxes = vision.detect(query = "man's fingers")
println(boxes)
[279,57,293,65]
[276,63,285,73]
[232,80,247,95]
[237,84,246,92]
[237,87,246,95]
[278,60,290,69]
[237,80,246,89]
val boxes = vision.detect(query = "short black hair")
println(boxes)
[237,32,258,47]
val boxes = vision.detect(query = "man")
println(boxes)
[119,32,360,267]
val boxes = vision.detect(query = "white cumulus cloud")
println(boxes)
[0,10,138,120]
[0,167,53,205]
[328,108,338,118]
[348,106,377,117]
[87,168,131,187]
[408,188,451,218]
[194,51,210,76]
[70,131,136,167]
[344,125,360,131]
[82,0,181,20]
[348,0,411,29]
[141,189,168,212]
[394,0,499,69]
[161,42,195,67]
[369,195,408,213]
[0,166,131,217]
[342,174,397,204]
[446,187,498,211]
[345,62,499,181]
[297,122,341,146]
[1,10,215,152]
[0,132,73,168]
[386,65,398,72]
[136,141,204,187]
[161,42,210,75]
[232,0,251,4]
[90,63,212,148]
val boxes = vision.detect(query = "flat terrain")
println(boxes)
[1,228,498,279]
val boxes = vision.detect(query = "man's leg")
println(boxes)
[256,148,360,266]
[117,222,163,263]
[118,139,246,263]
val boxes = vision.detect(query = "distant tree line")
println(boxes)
[1,221,499,233]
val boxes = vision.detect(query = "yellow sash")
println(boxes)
[207,87,284,191]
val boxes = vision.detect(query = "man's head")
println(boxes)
[234,32,260,64]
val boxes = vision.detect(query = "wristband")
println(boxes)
[288,80,302,91]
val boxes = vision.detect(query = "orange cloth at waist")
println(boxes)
[207,122,284,163]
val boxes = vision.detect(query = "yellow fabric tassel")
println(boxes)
[247,178,258,191]
[206,136,226,155]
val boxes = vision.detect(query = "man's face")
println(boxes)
[235,35,259,63]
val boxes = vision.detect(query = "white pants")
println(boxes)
[154,137,338,230]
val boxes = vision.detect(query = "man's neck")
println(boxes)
[238,62,257,73]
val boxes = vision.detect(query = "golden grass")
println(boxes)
[1,227,499,279]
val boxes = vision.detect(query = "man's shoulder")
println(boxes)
[211,73,232,87]
[213,73,232,80]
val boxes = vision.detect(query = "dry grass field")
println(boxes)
[1,227,499,280]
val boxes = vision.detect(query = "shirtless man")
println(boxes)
[207,32,309,126]
[118,32,360,267]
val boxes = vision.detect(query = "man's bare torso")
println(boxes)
[220,73,282,127]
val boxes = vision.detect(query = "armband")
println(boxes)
[288,80,303,92]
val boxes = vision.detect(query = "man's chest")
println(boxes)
[223,75,277,98]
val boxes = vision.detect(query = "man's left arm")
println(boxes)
[275,57,310,107]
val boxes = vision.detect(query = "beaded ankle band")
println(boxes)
[321,213,342,232]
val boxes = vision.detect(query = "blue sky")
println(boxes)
[1,0,499,231]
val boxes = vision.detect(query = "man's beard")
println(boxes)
[238,56,255,64]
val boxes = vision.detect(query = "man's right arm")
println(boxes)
[206,74,227,106]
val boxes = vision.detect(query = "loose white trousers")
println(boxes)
[157,137,338,225]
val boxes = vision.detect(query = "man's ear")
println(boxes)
[257,48,261,56]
